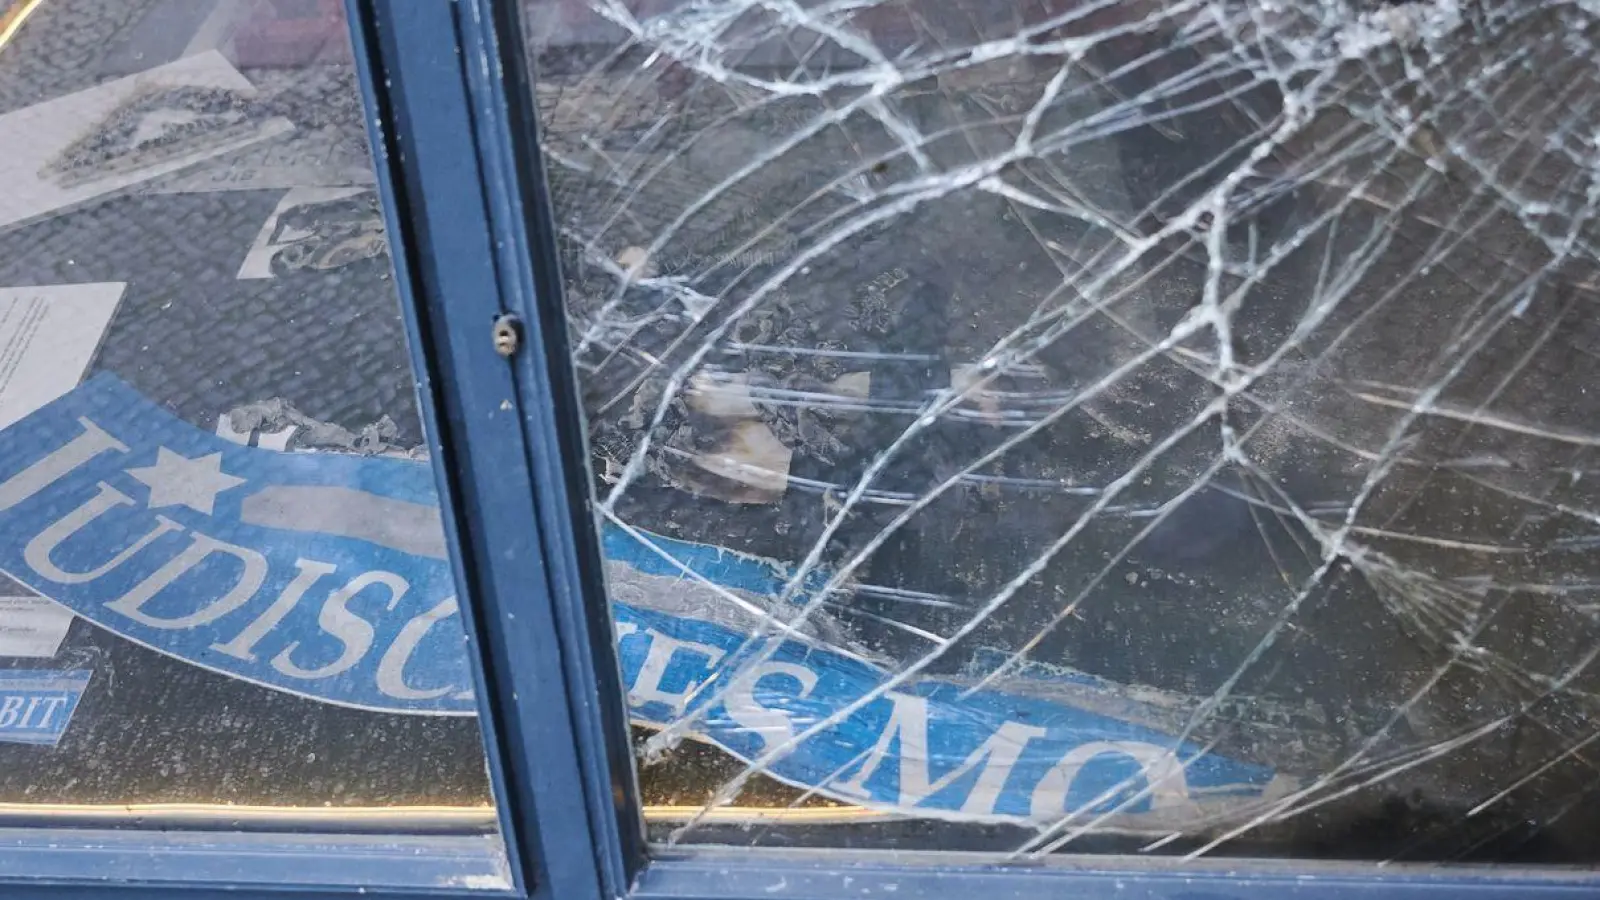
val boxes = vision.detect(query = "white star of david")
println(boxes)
[125,447,246,515]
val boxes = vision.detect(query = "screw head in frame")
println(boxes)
[492,314,521,357]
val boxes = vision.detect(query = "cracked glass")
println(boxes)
[0,0,507,888]
[523,0,1600,863]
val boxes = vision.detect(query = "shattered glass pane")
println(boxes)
[523,0,1600,862]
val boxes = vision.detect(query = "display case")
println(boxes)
[0,1,1596,898]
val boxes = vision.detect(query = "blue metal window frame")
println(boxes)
[1,1,1599,898]
[0,0,641,896]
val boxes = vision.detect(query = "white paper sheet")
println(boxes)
[0,596,74,659]
[236,186,377,279]
[0,283,126,430]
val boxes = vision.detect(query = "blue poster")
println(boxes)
[0,375,1285,820]
[0,670,90,746]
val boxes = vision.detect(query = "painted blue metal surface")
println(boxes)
[0,828,510,893]
[449,0,646,893]
[633,853,1600,900]
[348,1,639,897]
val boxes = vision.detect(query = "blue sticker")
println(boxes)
[0,375,1283,819]
[0,670,89,746]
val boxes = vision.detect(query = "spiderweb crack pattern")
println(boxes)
[527,0,1600,859]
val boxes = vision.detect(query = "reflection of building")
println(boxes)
[229,0,351,68]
